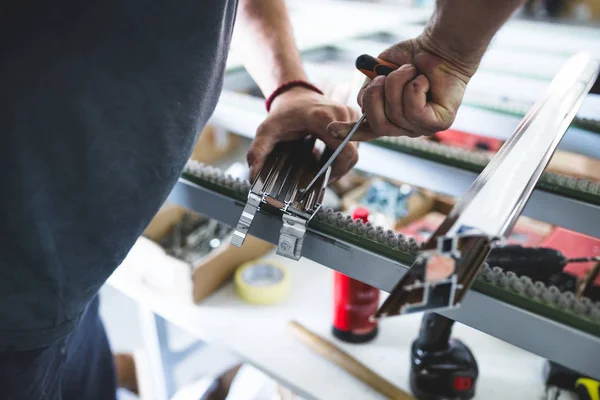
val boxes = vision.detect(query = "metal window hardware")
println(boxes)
[230,192,261,248]
[231,138,330,260]
[278,214,307,260]
[375,52,600,319]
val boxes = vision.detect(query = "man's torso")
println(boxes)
[0,0,238,349]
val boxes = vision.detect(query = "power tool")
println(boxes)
[410,244,599,400]
[543,360,600,400]
[410,313,478,400]
[486,245,600,300]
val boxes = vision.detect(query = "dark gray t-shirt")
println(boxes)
[0,0,238,350]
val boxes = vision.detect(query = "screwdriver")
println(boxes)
[299,54,400,201]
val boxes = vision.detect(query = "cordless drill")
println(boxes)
[410,313,479,400]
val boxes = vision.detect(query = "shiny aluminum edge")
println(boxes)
[375,52,600,319]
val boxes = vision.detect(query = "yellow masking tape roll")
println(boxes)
[234,260,290,305]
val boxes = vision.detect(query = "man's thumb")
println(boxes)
[326,120,373,142]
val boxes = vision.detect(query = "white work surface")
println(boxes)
[108,237,549,400]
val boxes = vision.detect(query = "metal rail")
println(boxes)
[168,178,600,380]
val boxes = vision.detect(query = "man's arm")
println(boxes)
[234,0,306,97]
[236,0,359,180]
[423,0,527,73]
[327,0,527,141]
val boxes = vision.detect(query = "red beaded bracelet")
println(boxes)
[265,80,323,112]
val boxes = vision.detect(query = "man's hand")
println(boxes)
[237,0,524,180]
[246,87,359,181]
[236,0,359,182]
[327,34,477,141]
[326,0,527,141]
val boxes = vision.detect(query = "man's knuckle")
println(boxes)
[362,87,376,107]
[346,106,359,120]
[256,122,270,137]
[312,108,332,122]
[429,117,451,133]
[366,116,382,136]
[380,122,397,138]
[246,150,257,164]
[351,150,359,166]
[407,129,424,138]
[385,105,404,127]
[357,90,365,107]
[404,106,422,122]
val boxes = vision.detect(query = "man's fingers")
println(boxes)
[346,105,361,121]
[246,123,279,181]
[325,104,364,140]
[357,77,372,108]
[362,75,419,139]
[403,74,430,120]
[403,74,451,135]
[326,120,374,141]
[326,113,417,143]
[311,141,358,183]
[248,98,369,183]
[329,142,359,181]
[305,106,337,135]
[361,76,388,135]
[328,120,417,142]
[383,64,417,127]
[247,142,270,182]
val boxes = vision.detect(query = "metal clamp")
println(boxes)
[277,214,308,260]
[230,138,330,259]
[230,192,261,248]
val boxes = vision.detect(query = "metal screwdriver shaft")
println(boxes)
[299,54,400,202]
[299,113,367,201]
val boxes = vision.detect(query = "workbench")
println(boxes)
[105,2,600,398]
[107,237,549,400]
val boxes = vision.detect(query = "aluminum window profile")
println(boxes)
[375,52,600,319]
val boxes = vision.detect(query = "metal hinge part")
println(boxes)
[277,214,307,260]
[230,138,330,260]
[230,192,261,248]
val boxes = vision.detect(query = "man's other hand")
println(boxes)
[327,33,480,141]
[247,87,359,181]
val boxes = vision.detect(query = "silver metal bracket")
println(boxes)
[230,192,261,248]
[277,214,308,260]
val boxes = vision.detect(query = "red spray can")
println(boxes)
[332,207,380,343]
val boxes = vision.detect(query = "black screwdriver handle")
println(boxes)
[355,54,400,80]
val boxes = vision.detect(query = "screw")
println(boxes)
[281,241,291,251]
